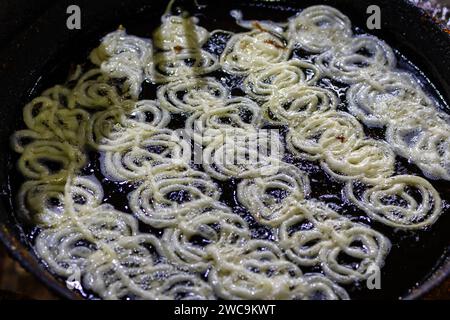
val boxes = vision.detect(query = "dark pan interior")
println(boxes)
[0,0,449,300]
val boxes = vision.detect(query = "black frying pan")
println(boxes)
[0,0,449,300]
